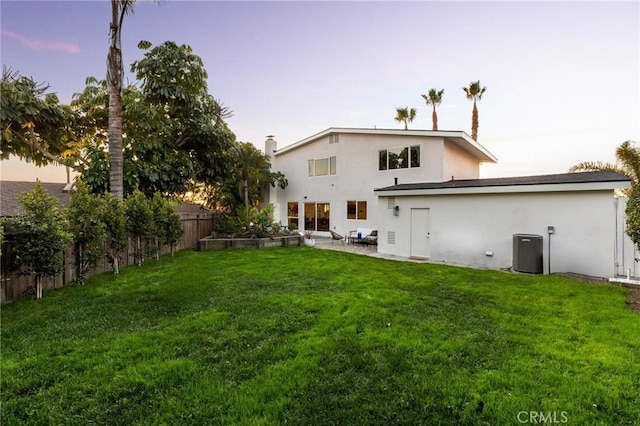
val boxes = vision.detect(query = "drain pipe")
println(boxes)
[547,226,555,274]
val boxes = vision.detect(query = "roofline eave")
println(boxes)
[374,180,631,196]
[273,127,498,163]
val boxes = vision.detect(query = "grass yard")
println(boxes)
[2,248,639,425]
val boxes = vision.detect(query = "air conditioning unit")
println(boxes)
[513,234,543,274]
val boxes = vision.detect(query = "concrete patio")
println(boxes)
[312,236,425,263]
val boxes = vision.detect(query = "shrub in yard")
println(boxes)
[10,182,71,299]
[65,181,106,284]
[100,195,128,274]
[214,204,294,239]
[124,190,155,266]
[151,193,183,258]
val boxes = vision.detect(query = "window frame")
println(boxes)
[378,145,421,170]
[308,156,337,177]
[304,202,331,231]
[347,200,367,220]
[287,202,299,228]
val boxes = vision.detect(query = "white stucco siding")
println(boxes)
[443,140,481,180]
[337,133,446,185]
[270,132,486,235]
[377,190,617,278]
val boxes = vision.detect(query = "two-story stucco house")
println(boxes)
[265,126,634,279]
[264,127,497,237]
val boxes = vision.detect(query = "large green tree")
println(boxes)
[571,140,640,250]
[72,77,140,193]
[394,107,416,130]
[0,68,77,167]
[421,88,444,131]
[463,81,486,141]
[130,40,234,195]
[73,41,235,197]
[205,142,287,212]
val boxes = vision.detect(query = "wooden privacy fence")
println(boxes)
[0,212,214,304]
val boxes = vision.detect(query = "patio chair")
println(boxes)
[329,230,345,245]
[363,230,378,246]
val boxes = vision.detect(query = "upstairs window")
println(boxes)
[315,158,329,176]
[410,145,420,168]
[308,156,337,176]
[379,150,388,171]
[378,145,420,170]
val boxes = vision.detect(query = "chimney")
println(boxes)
[265,135,277,159]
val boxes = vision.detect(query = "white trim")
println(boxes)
[274,127,498,163]
[374,180,631,197]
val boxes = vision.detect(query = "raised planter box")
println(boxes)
[198,235,302,251]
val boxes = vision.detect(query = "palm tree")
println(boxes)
[570,140,640,190]
[235,142,271,209]
[107,0,135,200]
[462,81,486,141]
[394,107,416,130]
[571,140,640,250]
[421,88,444,130]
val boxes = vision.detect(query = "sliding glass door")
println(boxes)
[304,202,330,231]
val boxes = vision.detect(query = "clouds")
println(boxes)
[1,29,80,54]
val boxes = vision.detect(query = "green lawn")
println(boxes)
[2,248,639,425]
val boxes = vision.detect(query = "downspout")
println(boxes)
[548,233,551,275]
[614,197,620,277]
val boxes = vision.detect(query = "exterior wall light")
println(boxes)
[393,206,400,216]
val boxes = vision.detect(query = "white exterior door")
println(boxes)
[411,208,430,259]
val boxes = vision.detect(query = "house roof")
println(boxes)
[1,181,72,217]
[374,171,631,196]
[273,127,498,163]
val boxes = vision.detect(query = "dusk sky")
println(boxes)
[1,0,639,183]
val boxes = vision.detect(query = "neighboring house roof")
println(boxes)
[1,181,72,217]
[274,127,498,163]
[374,171,631,196]
[1,180,212,217]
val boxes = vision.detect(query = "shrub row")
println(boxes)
[1,182,183,299]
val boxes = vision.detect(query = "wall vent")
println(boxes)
[387,197,396,209]
[388,231,396,245]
